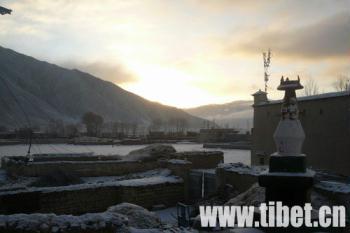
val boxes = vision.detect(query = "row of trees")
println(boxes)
[81,112,104,136]
[81,112,193,137]
[303,74,350,96]
[82,112,138,137]
[149,117,189,133]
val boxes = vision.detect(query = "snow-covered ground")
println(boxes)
[218,163,267,176]
[154,207,178,225]
[0,202,199,233]
[315,180,350,194]
[0,169,182,194]
[0,143,251,165]
[82,169,172,185]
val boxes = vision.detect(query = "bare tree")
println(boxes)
[65,124,79,138]
[47,119,65,137]
[149,118,163,131]
[333,75,350,92]
[131,122,138,137]
[304,78,319,96]
[81,112,104,137]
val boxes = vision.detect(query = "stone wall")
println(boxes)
[0,182,184,215]
[119,183,184,209]
[0,210,127,233]
[216,165,260,193]
[2,150,223,177]
[3,160,159,177]
[39,186,120,214]
[175,151,224,169]
[251,93,350,176]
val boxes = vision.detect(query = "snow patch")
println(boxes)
[108,203,161,229]
[315,181,350,194]
[0,211,127,232]
[218,163,266,176]
[167,159,191,165]
[154,207,177,225]
[0,173,182,195]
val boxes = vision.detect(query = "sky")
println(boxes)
[0,0,349,108]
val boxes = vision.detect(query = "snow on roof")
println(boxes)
[191,168,216,174]
[117,176,182,187]
[218,163,267,176]
[252,89,267,96]
[0,175,183,195]
[0,211,127,232]
[315,181,350,194]
[256,91,350,106]
[167,159,191,165]
[32,152,95,157]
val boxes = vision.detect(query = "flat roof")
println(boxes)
[256,91,350,106]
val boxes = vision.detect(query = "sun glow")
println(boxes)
[120,63,227,108]
[1,0,348,109]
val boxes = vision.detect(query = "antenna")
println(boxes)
[0,6,12,15]
[263,49,271,92]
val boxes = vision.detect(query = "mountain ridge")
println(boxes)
[184,100,253,131]
[0,46,205,129]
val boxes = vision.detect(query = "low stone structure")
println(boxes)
[216,163,266,193]
[174,151,224,169]
[0,176,184,215]
[0,209,128,233]
[314,180,350,220]
[2,159,159,177]
[0,145,225,216]
[0,202,193,233]
[1,146,223,177]
[159,159,192,179]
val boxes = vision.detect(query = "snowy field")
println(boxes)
[0,143,251,165]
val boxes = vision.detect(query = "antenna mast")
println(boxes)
[0,6,12,15]
[263,49,271,92]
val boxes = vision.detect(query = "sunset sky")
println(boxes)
[0,0,349,108]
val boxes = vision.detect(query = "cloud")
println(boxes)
[189,0,267,12]
[232,12,350,59]
[61,61,138,85]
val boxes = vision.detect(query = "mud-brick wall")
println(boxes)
[5,160,159,177]
[39,186,121,214]
[0,182,184,215]
[175,151,224,169]
[120,183,184,209]
[216,167,258,193]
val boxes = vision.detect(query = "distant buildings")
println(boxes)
[198,128,250,143]
[251,90,350,175]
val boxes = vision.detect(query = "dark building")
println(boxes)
[251,90,350,176]
[199,128,250,143]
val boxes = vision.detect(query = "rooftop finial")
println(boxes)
[274,76,305,155]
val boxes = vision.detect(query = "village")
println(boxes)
[0,1,349,233]
[0,76,349,233]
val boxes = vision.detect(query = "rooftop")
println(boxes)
[255,90,350,106]
[252,89,267,96]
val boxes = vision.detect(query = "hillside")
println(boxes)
[185,100,253,131]
[0,46,205,129]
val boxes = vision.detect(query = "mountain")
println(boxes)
[184,100,254,131]
[0,46,205,129]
